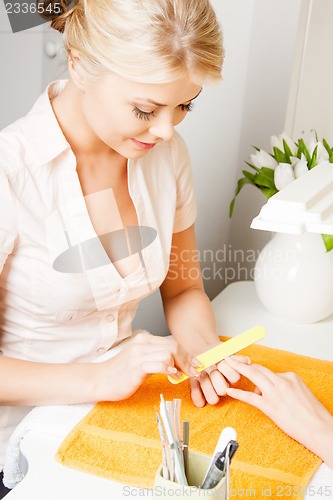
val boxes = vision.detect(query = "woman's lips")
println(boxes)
[130,138,157,150]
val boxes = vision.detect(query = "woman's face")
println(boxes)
[78,72,202,159]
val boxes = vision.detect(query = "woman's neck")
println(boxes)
[51,79,111,159]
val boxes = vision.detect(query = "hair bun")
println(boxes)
[38,0,78,32]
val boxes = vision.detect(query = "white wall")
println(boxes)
[227,0,302,284]
[178,0,255,298]
[0,1,302,336]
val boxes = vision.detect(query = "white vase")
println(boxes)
[254,232,333,324]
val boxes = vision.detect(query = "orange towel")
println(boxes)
[56,340,333,499]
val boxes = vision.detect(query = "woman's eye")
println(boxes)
[132,107,155,121]
[180,102,194,112]
[133,102,194,121]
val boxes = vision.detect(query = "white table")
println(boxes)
[5,281,333,499]
[212,281,333,361]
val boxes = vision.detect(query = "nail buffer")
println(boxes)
[168,325,266,384]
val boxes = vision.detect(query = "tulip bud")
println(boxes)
[274,163,295,190]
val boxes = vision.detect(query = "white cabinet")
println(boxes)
[285,0,333,141]
[0,2,43,128]
[0,2,68,130]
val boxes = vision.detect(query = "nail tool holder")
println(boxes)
[154,450,229,499]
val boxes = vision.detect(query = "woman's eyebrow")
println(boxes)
[132,89,202,107]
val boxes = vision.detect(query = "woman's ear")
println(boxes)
[68,50,86,90]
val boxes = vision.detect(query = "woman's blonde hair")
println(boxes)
[41,0,224,85]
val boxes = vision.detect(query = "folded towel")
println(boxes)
[55,340,333,499]
[2,403,92,489]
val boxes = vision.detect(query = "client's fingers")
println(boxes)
[190,377,206,408]
[226,387,263,410]
[197,371,220,405]
[224,357,275,393]
[230,355,252,364]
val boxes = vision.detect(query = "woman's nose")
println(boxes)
[149,114,175,142]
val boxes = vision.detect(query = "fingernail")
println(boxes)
[190,366,199,376]
[167,366,183,378]
[246,356,251,364]
[192,358,203,368]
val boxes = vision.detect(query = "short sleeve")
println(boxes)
[171,133,197,233]
[0,169,18,274]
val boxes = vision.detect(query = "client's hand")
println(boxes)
[190,354,251,407]
[224,357,333,468]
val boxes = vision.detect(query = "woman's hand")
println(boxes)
[95,331,198,401]
[190,353,251,407]
[224,357,333,466]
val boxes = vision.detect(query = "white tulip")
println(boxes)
[308,140,329,163]
[274,163,295,190]
[250,149,278,170]
[290,155,309,178]
[271,133,297,156]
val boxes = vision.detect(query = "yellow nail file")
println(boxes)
[168,325,266,384]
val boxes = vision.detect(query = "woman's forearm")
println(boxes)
[312,418,333,468]
[162,287,220,356]
[0,356,99,406]
[0,331,200,405]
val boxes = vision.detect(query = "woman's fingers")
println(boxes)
[207,368,229,396]
[197,371,221,405]
[132,334,197,377]
[216,360,242,384]
[214,354,250,384]
[138,350,177,375]
[230,355,252,364]
[190,365,231,407]
[224,356,275,393]
[189,353,253,407]
[226,386,263,410]
[190,376,206,407]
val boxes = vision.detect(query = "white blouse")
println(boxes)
[0,80,197,465]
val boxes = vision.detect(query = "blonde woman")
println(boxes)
[0,1,251,493]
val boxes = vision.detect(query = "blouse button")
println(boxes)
[106,314,115,323]
[97,347,106,354]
